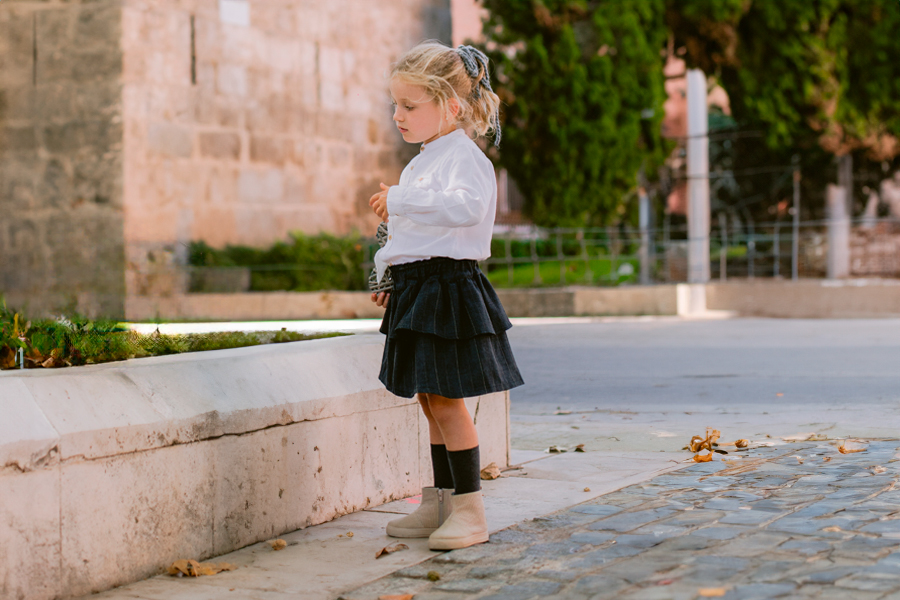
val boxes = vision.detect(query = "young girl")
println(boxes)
[368,41,524,551]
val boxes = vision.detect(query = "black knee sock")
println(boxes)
[447,446,482,495]
[431,444,455,489]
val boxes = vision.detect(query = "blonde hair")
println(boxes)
[391,41,502,145]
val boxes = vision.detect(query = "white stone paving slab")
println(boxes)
[80,451,684,600]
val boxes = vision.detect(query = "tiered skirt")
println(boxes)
[379,258,524,399]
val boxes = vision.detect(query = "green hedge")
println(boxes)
[0,301,346,370]
[188,232,374,292]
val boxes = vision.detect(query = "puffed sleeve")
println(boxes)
[385,151,493,228]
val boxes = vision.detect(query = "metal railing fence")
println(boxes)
[134,218,900,294]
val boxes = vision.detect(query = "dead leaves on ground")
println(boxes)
[480,462,502,480]
[375,543,408,559]
[379,595,414,600]
[688,429,721,453]
[685,428,734,462]
[546,444,587,454]
[838,440,868,454]
[269,539,287,551]
[167,559,237,577]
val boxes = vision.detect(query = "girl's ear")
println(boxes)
[446,97,461,121]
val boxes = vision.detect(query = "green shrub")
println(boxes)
[0,299,347,370]
[188,232,374,293]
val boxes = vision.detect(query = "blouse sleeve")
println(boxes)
[385,153,493,228]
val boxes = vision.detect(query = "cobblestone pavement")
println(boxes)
[342,440,900,600]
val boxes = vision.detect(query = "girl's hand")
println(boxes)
[370,291,390,307]
[369,182,390,222]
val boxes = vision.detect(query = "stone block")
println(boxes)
[71,49,124,84]
[21,369,166,461]
[0,378,58,473]
[211,403,421,554]
[198,130,241,159]
[250,135,288,164]
[238,167,284,203]
[58,442,216,597]
[72,3,122,54]
[146,121,193,158]
[0,468,61,600]
[0,9,34,74]
[217,63,248,97]
[0,126,37,156]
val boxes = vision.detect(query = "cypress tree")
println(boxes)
[481,0,669,227]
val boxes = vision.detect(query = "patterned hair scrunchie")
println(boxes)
[456,45,502,146]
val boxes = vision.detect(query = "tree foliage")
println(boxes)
[481,0,669,227]
[667,0,900,160]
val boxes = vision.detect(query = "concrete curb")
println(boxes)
[0,335,509,600]
[126,279,900,322]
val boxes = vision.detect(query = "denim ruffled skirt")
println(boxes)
[379,257,524,399]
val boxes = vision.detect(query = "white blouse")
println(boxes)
[374,128,497,282]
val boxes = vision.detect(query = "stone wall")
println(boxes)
[0,0,125,317]
[0,0,451,316]
[122,0,451,297]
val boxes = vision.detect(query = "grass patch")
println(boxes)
[486,258,639,287]
[0,301,347,370]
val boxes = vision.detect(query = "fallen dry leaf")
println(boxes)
[693,453,713,463]
[574,444,585,452]
[584,487,591,492]
[735,439,749,448]
[823,456,832,462]
[167,559,236,577]
[375,543,409,559]
[838,441,867,454]
[269,539,287,551]
[168,559,201,577]
[822,526,842,532]
[347,532,354,538]
[698,588,727,598]
[688,429,721,453]
[776,393,784,397]
[378,595,414,600]
[480,462,502,480]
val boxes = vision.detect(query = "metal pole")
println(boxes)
[686,69,711,283]
[505,237,513,286]
[792,156,800,280]
[773,223,780,277]
[718,212,727,281]
[639,185,651,285]
[557,230,565,284]
[531,234,542,285]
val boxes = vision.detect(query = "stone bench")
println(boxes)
[0,334,510,600]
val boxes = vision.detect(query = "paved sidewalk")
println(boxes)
[81,450,684,600]
[341,440,900,600]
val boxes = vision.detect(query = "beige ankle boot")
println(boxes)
[428,490,488,550]
[386,488,453,538]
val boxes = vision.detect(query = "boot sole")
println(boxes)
[428,531,489,550]
[386,525,437,538]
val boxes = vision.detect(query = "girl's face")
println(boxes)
[390,78,457,145]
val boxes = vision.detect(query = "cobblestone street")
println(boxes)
[343,440,900,600]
